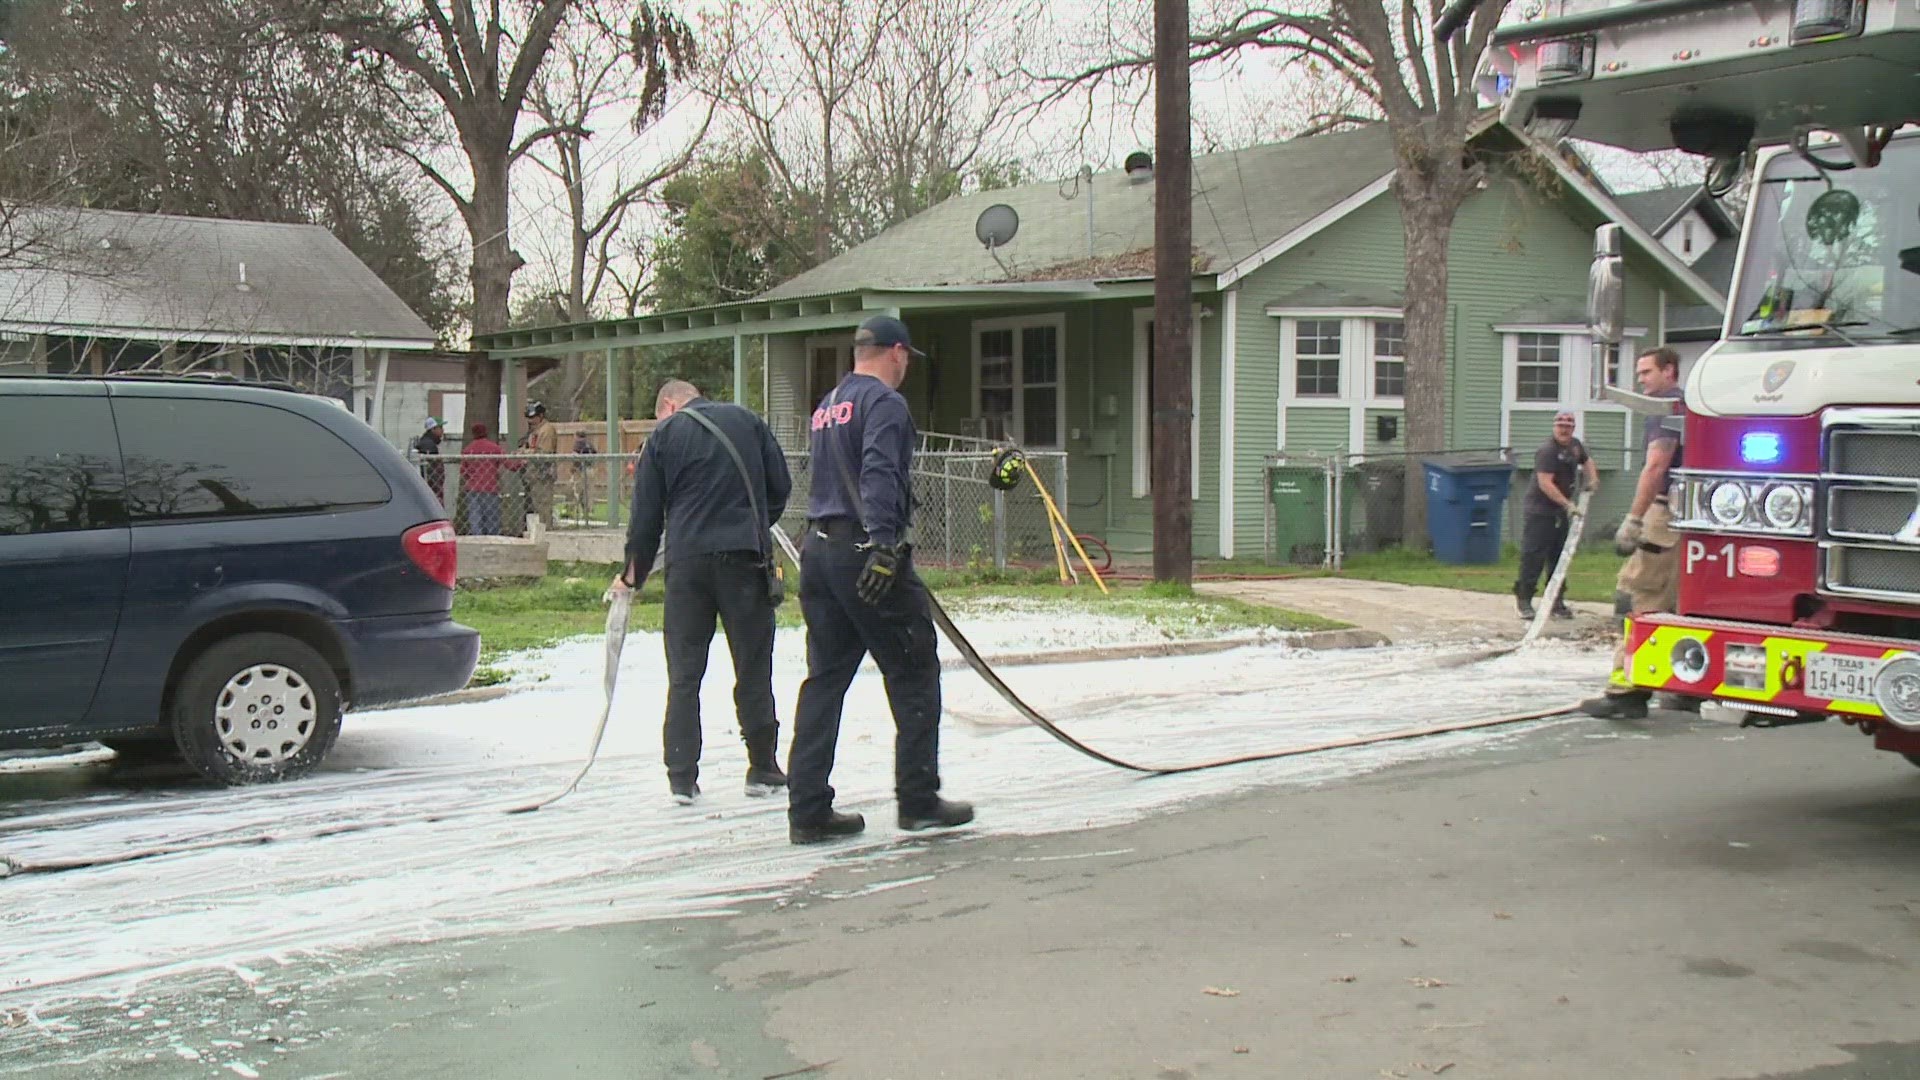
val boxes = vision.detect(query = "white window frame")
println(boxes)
[1131,306,1204,499]
[1272,308,1405,454]
[1496,324,1644,466]
[971,313,1067,449]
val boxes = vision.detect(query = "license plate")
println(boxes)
[1806,653,1883,702]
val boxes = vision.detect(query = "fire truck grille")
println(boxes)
[1828,486,1917,538]
[1829,430,1920,479]
[1827,547,1920,598]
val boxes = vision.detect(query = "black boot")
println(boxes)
[1578,691,1650,719]
[899,798,975,832]
[1516,595,1536,620]
[1551,601,1575,620]
[790,809,866,845]
[668,771,700,806]
[744,725,786,798]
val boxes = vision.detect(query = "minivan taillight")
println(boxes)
[403,521,459,589]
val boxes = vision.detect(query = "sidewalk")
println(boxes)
[1199,577,1612,645]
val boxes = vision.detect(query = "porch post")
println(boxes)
[732,333,745,405]
[606,347,621,528]
[370,348,391,444]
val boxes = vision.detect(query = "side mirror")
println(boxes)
[1587,224,1626,346]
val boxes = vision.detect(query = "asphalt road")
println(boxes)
[6,711,1919,1080]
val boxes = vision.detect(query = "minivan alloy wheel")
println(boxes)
[214,664,319,765]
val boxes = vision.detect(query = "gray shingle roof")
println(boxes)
[763,124,1398,300]
[1611,186,1697,236]
[0,207,436,347]
[1688,238,1738,295]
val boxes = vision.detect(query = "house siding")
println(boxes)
[1232,169,1679,557]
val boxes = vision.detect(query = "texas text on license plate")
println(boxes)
[1806,653,1882,701]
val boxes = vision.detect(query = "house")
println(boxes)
[1610,184,1741,371]
[0,206,439,447]
[478,120,1725,559]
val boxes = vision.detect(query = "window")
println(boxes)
[977,328,1014,440]
[1514,333,1561,403]
[1372,320,1405,399]
[973,316,1065,447]
[1682,219,1696,256]
[115,398,390,522]
[1294,320,1342,397]
[0,396,126,536]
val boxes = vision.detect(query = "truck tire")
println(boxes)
[170,633,343,786]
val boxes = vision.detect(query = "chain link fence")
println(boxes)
[416,444,1069,571]
[1265,443,1638,568]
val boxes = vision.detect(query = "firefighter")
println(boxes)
[612,379,792,806]
[1580,347,1684,719]
[786,315,973,845]
[1514,410,1599,620]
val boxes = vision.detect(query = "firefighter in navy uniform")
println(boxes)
[786,315,974,845]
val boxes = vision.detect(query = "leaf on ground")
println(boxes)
[1330,974,1358,983]
[1407,977,1451,989]
[1400,937,1419,948]
[1202,986,1240,997]
[1233,1046,1250,1054]
[1493,911,1514,920]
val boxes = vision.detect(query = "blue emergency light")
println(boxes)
[1741,431,1784,466]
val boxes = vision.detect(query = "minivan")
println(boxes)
[0,375,480,784]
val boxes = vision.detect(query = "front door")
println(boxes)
[0,388,131,734]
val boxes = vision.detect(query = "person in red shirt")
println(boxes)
[462,423,506,535]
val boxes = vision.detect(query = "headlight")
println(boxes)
[1709,481,1750,527]
[1762,485,1805,530]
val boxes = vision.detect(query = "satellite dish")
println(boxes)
[975,204,1020,250]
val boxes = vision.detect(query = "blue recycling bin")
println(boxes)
[1422,458,1514,565]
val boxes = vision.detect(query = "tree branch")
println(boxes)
[509,121,590,163]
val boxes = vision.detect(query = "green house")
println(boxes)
[480,121,1724,560]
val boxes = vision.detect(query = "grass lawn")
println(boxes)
[1329,547,1620,604]
[452,561,1347,685]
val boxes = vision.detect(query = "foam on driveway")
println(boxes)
[0,615,1606,1009]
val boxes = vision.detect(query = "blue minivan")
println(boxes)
[0,375,480,784]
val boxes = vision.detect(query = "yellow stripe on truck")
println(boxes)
[1628,625,1711,689]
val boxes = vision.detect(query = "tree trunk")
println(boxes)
[465,151,517,439]
[1396,185,1454,552]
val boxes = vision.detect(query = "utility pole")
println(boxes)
[1151,0,1194,585]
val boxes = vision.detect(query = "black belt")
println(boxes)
[809,518,869,543]
[1638,541,1671,554]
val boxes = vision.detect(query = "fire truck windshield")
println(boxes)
[1731,134,1920,345]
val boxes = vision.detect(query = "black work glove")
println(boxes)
[856,543,903,605]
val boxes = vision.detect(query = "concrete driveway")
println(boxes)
[1202,576,1614,645]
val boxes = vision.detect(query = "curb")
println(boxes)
[358,685,519,713]
[378,628,1390,713]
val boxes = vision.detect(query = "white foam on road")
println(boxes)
[0,620,1604,1010]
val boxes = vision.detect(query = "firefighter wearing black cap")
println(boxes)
[786,314,974,845]
[520,401,560,528]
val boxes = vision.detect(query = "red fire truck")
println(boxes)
[1489,0,1920,764]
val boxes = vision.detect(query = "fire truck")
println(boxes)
[1488,0,1920,765]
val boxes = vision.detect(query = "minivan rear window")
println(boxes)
[0,395,127,535]
[115,398,390,522]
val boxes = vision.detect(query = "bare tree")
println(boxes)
[700,0,907,266]
[287,0,689,437]
[1036,0,1523,544]
[517,7,703,418]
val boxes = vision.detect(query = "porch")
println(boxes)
[475,281,1219,561]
